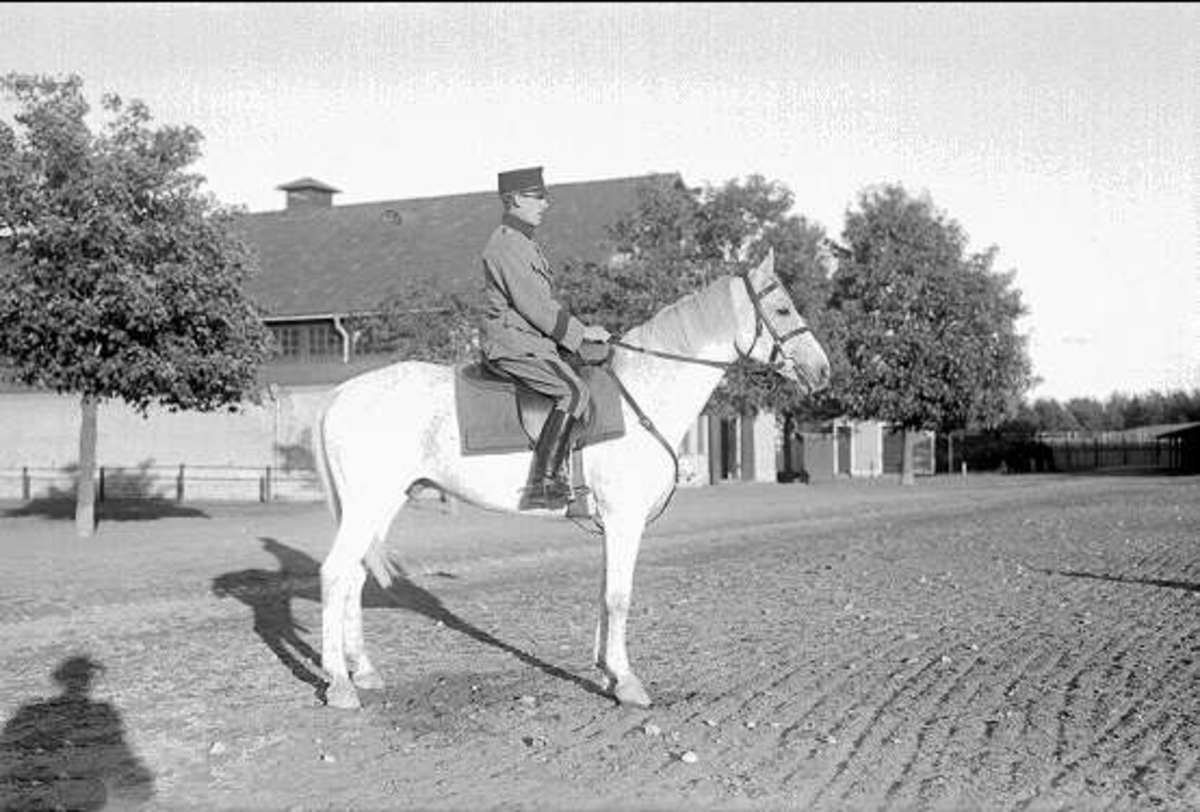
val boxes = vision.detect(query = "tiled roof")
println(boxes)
[238,173,678,319]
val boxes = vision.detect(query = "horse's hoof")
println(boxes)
[614,677,652,708]
[353,669,385,691]
[325,681,361,710]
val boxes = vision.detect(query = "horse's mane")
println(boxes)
[620,276,735,357]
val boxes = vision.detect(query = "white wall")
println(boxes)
[850,420,885,477]
[677,414,711,487]
[749,412,778,482]
[0,386,331,501]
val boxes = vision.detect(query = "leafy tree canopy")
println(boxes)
[827,184,1032,432]
[349,276,476,364]
[0,73,272,414]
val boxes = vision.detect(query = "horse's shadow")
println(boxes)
[211,537,609,702]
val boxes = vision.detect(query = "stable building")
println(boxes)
[244,174,674,376]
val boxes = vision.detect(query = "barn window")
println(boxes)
[308,324,343,357]
[273,326,302,357]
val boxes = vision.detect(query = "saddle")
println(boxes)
[454,357,626,457]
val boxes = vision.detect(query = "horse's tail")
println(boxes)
[313,392,398,590]
[363,534,398,590]
[312,397,342,525]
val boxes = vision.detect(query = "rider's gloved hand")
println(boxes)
[582,324,611,343]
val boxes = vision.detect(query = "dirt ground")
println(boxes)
[1,473,1198,811]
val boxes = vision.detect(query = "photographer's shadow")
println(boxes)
[211,537,608,702]
[0,656,155,811]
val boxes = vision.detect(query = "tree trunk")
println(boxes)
[901,428,917,486]
[781,413,794,476]
[76,395,98,537]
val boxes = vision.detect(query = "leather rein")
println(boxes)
[601,272,810,527]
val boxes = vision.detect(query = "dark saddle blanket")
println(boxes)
[455,361,626,456]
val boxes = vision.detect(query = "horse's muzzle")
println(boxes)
[793,362,830,396]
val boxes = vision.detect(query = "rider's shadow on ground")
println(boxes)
[0,655,155,811]
[211,537,609,702]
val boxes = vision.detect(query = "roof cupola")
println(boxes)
[277,177,341,211]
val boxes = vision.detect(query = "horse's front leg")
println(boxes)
[595,513,652,708]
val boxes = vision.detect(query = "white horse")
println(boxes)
[312,250,830,710]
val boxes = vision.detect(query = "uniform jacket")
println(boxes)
[478,215,586,361]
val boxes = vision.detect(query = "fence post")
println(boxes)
[177,464,185,502]
[99,466,106,503]
[22,466,30,501]
[263,466,273,503]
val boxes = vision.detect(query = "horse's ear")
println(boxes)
[753,247,775,277]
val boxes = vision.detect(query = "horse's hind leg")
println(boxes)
[322,505,393,709]
[344,506,404,692]
[344,557,385,691]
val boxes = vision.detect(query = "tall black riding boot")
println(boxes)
[519,409,578,511]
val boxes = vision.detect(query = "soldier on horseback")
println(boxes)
[478,166,611,510]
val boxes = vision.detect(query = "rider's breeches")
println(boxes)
[487,355,590,418]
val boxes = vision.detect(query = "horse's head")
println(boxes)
[735,249,831,395]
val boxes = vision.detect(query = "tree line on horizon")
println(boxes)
[1004,389,1200,436]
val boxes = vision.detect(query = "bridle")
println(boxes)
[589,271,813,531]
[739,272,813,372]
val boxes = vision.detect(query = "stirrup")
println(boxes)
[519,477,573,511]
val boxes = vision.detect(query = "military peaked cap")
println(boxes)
[497,166,546,195]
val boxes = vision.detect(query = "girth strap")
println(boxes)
[606,370,679,527]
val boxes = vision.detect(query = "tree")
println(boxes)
[0,74,273,536]
[559,174,836,423]
[1065,397,1111,432]
[559,175,712,336]
[827,184,1032,483]
[1018,389,1200,434]
[349,276,476,364]
[696,177,836,422]
[1029,398,1082,433]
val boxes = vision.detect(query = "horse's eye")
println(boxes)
[775,306,792,317]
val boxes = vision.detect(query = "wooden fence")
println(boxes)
[946,431,1194,474]
[1041,437,1188,472]
[0,464,323,504]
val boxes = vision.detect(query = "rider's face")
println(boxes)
[509,190,550,227]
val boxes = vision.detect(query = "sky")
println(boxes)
[2,2,1197,402]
